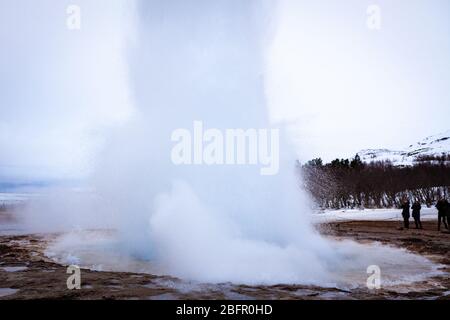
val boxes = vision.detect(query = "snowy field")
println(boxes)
[0,192,441,223]
[0,193,34,204]
[313,207,439,223]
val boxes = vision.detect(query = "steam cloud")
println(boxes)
[17,0,440,286]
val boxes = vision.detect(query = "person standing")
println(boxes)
[435,197,449,231]
[411,200,422,229]
[447,201,450,229]
[401,198,410,229]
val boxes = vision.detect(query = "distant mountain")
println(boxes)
[357,130,450,166]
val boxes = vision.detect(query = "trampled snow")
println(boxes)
[0,193,32,204]
[313,207,440,223]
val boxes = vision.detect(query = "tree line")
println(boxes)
[300,155,450,209]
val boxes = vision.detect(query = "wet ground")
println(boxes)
[0,212,449,300]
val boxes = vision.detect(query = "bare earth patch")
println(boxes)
[0,219,448,300]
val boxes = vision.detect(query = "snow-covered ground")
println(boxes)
[312,207,439,223]
[0,193,33,205]
[0,192,442,224]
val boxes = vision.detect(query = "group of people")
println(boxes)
[400,197,450,231]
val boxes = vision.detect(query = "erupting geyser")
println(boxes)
[93,0,335,284]
[19,0,443,288]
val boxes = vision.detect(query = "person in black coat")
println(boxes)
[411,200,422,229]
[447,201,450,229]
[400,199,410,229]
[435,197,449,231]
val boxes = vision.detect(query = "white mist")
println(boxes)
[82,0,335,285]
[18,0,441,287]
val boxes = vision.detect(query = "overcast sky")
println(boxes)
[266,0,450,162]
[0,0,136,182]
[0,0,449,183]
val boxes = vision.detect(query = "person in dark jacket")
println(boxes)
[435,197,449,231]
[447,201,450,229]
[411,200,422,229]
[400,199,410,229]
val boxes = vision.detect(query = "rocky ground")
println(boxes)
[0,211,449,300]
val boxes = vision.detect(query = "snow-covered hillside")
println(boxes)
[357,130,450,166]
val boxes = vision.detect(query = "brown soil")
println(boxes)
[0,219,449,300]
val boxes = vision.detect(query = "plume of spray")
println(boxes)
[16,0,445,288]
[87,0,340,284]
[22,0,340,285]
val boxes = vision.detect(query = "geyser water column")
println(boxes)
[89,0,336,284]
[11,0,443,289]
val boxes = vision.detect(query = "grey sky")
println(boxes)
[0,0,449,183]
[0,0,136,182]
[266,0,450,162]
